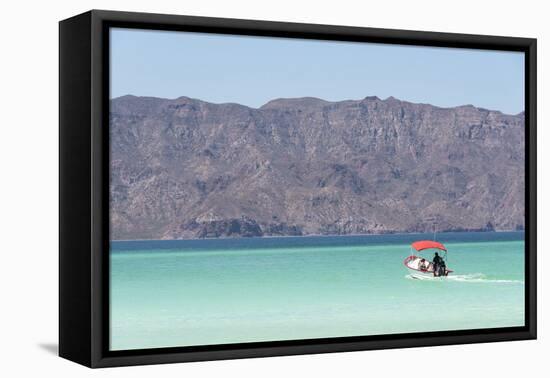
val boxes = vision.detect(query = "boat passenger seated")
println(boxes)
[419,258,429,271]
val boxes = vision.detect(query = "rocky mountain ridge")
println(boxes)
[109,95,524,240]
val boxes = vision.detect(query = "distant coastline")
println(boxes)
[111,229,525,244]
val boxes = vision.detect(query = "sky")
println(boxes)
[110,28,525,115]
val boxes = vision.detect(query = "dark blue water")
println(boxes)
[111,231,524,252]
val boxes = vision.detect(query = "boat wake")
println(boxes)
[406,273,523,284]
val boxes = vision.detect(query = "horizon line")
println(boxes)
[110,229,525,243]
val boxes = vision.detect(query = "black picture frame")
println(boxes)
[59,9,537,368]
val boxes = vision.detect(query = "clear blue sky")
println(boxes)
[110,28,525,115]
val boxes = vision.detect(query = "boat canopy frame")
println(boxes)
[409,240,450,267]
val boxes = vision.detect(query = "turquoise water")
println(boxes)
[110,232,525,351]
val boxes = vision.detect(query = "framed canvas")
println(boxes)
[59,10,537,368]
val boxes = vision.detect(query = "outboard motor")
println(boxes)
[439,261,447,276]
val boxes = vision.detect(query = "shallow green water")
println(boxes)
[110,232,525,350]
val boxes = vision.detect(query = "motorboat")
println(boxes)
[404,240,453,279]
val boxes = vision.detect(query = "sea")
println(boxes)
[109,231,525,351]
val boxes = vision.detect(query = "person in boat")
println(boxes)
[439,259,447,276]
[419,258,428,271]
[433,252,444,277]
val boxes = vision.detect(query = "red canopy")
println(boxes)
[411,240,447,252]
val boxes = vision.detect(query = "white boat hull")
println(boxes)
[409,271,442,280]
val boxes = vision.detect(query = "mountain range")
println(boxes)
[109,95,524,240]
